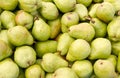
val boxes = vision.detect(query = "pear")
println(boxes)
[94,59,117,78]
[76,0,92,7]
[89,38,111,60]
[25,64,45,78]
[14,46,36,68]
[53,67,78,78]
[48,16,61,39]
[0,0,18,10]
[57,33,74,55]
[112,41,120,56]
[18,68,25,78]
[117,52,120,73]
[96,2,115,23]
[61,12,79,28]
[53,0,76,13]
[0,10,16,29]
[72,60,93,78]
[0,40,13,61]
[7,26,34,46]
[107,16,120,42]
[32,17,50,41]
[68,23,95,42]
[18,0,42,12]
[39,2,59,20]
[66,39,91,62]
[0,58,19,78]
[90,18,107,38]
[74,4,88,21]
[46,73,54,78]
[15,10,33,29]
[41,53,68,72]
[35,40,57,58]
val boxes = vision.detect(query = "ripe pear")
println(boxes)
[96,2,115,23]
[41,53,68,72]
[32,17,50,41]
[7,26,34,46]
[68,23,95,42]
[18,0,42,12]
[66,39,91,61]
[74,4,88,21]
[48,16,61,39]
[39,2,59,20]
[72,60,93,78]
[15,10,33,29]
[57,33,74,55]
[53,67,78,78]
[53,0,76,13]
[0,58,19,78]
[76,0,92,7]
[0,0,18,10]
[89,38,111,60]
[90,18,107,38]
[94,59,117,78]
[0,40,13,61]
[25,64,45,78]
[35,40,57,58]
[0,10,16,29]
[14,46,36,68]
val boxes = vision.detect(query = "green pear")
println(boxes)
[42,0,53,2]
[25,64,45,78]
[14,46,36,68]
[18,0,42,12]
[35,40,57,58]
[15,10,33,29]
[93,0,103,3]
[74,4,88,21]
[76,0,92,7]
[96,2,115,23]
[32,17,50,41]
[68,23,95,42]
[72,60,93,78]
[53,67,78,78]
[0,40,13,61]
[0,10,16,29]
[18,68,25,78]
[39,2,59,20]
[0,58,19,78]
[48,16,61,39]
[41,53,68,72]
[88,3,100,18]
[46,73,54,78]
[117,52,120,73]
[90,18,107,38]
[0,0,18,10]
[89,38,111,60]
[53,0,76,13]
[107,16,120,42]
[7,26,34,46]
[57,33,74,55]
[61,12,79,28]
[94,59,117,78]
[66,39,91,62]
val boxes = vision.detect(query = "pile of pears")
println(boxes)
[1,0,120,78]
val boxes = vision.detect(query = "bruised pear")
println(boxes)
[76,0,92,7]
[7,26,34,46]
[39,2,59,20]
[0,11,16,29]
[89,38,111,60]
[0,0,18,10]
[41,53,68,72]
[0,58,19,78]
[14,46,36,68]
[96,2,115,23]
[66,39,91,61]
[53,0,76,13]
[15,10,33,29]
[0,40,13,61]
[68,23,95,42]
[25,64,45,78]
[32,18,50,41]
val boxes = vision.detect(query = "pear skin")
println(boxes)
[76,0,92,7]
